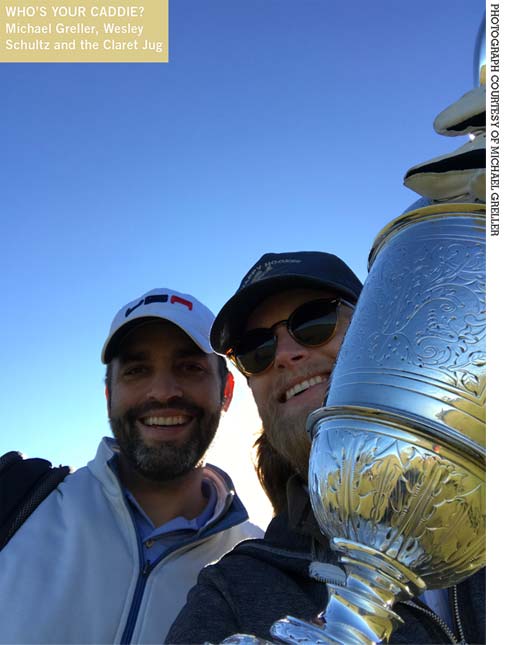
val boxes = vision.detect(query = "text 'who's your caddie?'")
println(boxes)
[0,1,169,62]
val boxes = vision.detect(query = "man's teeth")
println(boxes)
[143,416,188,427]
[285,376,327,401]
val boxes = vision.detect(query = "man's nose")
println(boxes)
[146,370,184,401]
[273,326,309,369]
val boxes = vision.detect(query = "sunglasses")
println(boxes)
[227,297,354,376]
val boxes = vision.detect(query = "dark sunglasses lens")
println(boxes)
[291,300,338,345]
[235,329,276,374]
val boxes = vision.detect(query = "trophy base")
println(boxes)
[271,615,367,645]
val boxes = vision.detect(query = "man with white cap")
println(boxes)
[0,288,261,645]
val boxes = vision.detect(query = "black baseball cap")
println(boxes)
[211,251,363,354]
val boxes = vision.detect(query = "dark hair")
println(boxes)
[254,429,296,516]
[105,355,229,397]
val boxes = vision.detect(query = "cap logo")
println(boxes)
[243,258,301,287]
[124,293,193,318]
[170,295,193,310]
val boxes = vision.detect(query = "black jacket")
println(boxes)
[168,477,485,644]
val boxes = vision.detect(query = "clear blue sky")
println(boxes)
[1,0,485,473]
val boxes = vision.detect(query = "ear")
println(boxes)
[105,385,111,416]
[221,371,234,412]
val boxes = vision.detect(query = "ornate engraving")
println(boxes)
[368,234,485,395]
[310,423,485,588]
[337,220,484,393]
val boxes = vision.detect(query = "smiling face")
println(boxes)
[107,320,224,483]
[246,288,353,479]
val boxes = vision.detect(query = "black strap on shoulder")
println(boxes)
[0,451,70,550]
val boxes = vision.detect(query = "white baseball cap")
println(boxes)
[101,288,215,364]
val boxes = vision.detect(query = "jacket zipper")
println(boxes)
[120,525,151,645]
[403,591,464,645]
[450,584,466,643]
[118,495,241,644]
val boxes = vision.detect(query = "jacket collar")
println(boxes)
[253,474,327,555]
[87,437,250,533]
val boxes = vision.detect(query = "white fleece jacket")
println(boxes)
[0,438,262,644]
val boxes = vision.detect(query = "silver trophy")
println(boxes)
[270,200,486,644]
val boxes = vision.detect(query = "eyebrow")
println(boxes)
[117,350,150,365]
[173,347,207,360]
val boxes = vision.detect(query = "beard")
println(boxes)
[109,399,221,482]
[257,393,315,482]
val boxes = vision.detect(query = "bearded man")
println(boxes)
[168,252,485,645]
[0,288,261,645]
